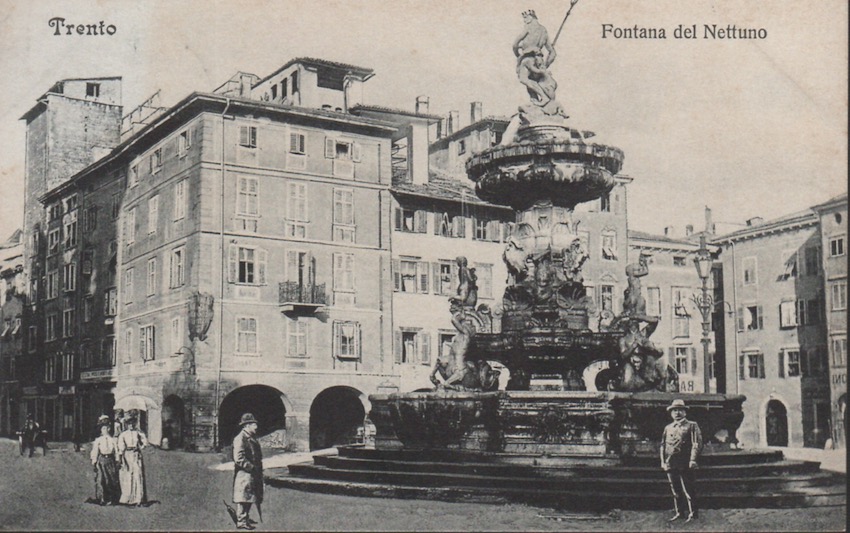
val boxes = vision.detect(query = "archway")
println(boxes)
[309,386,366,451]
[766,399,788,446]
[218,385,287,446]
[162,395,185,449]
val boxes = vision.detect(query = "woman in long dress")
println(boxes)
[90,420,120,505]
[117,415,148,506]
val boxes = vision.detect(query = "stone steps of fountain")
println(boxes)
[315,454,822,479]
[268,465,846,510]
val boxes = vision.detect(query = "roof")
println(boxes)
[0,229,23,249]
[628,230,698,247]
[21,77,123,121]
[350,104,443,122]
[810,193,848,213]
[254,57,375,88]
[429,116,511,150]
[391,170,512,210]
[712,208,818,243]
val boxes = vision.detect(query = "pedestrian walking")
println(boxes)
[232,413,263,530]
[113,409,126,437]
[90,417,121,505]
[660,399,703,522]
[117,414,148,506]
[17,414,41,457]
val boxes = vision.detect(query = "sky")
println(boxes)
[0,0,846,241]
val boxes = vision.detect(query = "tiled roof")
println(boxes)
[350,104,443,121]
[810,193,848,212]
[254,57,374,87]
[713,208,818,242]
[391,170,511,210]
[628,230,697,247]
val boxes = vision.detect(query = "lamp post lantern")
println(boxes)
[693,235,714,393]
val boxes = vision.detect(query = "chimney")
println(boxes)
[704,206,714,235]
[470,101,483,123]
[685,224,694,236]
[447,110,460,135]
[436,117,445,139]
[664,226,675,237]
[416,96,430,115]
[746,216,764,227]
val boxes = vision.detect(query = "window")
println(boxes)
[436,213,450,237]
[48,203,62,221]
[647,287,662,316]
[237,177,259,217]
[239,125,257,148]
[778,349,801,378]
[779,300,797,328]
[47,228,60,254]
[46,314,57,341]
[745,351,765,379]
[286,182,308,237]
[674,346,693,375]
[324,138,361,178]
[104,288,118,316]
[62,307,75,338]
[804,246,820,276]
[169,317,183,355]
[475,263,493,299]
[83,207,97,232]
[83,296,93,323]
[291,71,299,93]
[102,336,117,366]
[126,207,136,244]
[229,246,267,285]
[804,346,828,377]
[129,165,139,187]
[61,353,74,381]
[742,257,757,285]
[396,330,430,365]
[44,355,56,383]
[289,132,306,155]
[146,258,157,296]
[287,319,307,357]
[61,262,76,292]
[333,253,355,305]
[738,305,764,331]
[148,195,159,234]
[831,281,847,310]
[832,337,847,367]
[270,84,278,100]
[11,317,21,337]
[1,320,10,337]
[47,270,59,299]
[457,140,466,155]
[170,247,185,288]
[781,250,798,279]
[124,329,133,363]
[673,256,687,267]
[174,180,186,220]
[123,269,134,304]
[281,79,288,99]
[600,285,614,312]
[63,211,77,248]
[81,249,94,276]
[672,287,690,337]
[452,215,467,238]
[86,82,100,98]
[150,148,162,173]
[28,326,37,352]
[334,321,360,360]
[440,333,455,359]
[829,236,845,257]
[600,194,611,212]
[796,299,809,326]
[236,317,258,355]
[601,230,617,260]
[473,218,501,242]
[394,258,428,294]
[139,325,156,361]
[178,129,192,157]
[395,208,427,233]
[434,261,455,296]
[333,188,355,243]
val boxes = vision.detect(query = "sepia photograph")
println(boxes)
[0,1,846,531]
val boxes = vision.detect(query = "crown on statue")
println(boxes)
[522,9,537,18]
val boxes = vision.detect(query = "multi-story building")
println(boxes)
[0,231,24,435]
[811,194,847,449]
[628,228,723,394]
[715,211,831,448]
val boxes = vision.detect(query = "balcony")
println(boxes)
[279,281,327,313]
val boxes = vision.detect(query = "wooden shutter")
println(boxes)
[690,347,697,376]
[419,332,431,365]
[325,137,335,158]
[418,261,429,293]
[432,263,441,294]
[668,347,675,370]
[352,142,362,163]
[757,305,764,329]
[758,354,765,379]
[289,133,299,153]
[394,208,402,231]
[228,246,238,282]
[394,330,402,364]
[778,351,785,378]
[257,249,268,285]
[239,126,249,147]
[415,210,427,233]
[737,307,744,332]
[392,259,401,291]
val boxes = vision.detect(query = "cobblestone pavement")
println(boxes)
[0,439,845,532]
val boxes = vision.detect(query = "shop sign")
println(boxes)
[80,369,116,381]
[59,385,75,395]
[22,386,38,395]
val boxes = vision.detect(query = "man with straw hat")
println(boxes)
[660,399,703,522]
[232,413,263,530]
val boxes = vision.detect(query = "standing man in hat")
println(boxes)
[233,413,263,530]
[18,414,41,457]
[660,399,703,522]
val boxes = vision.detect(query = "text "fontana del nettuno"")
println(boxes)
[601,24,767,40]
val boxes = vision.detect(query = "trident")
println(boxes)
[552,0,581,48]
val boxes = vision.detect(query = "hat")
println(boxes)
[239,413,259,426]
[97,414,110,424]
[667,399,688,411]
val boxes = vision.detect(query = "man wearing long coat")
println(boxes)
[233,413,263,530]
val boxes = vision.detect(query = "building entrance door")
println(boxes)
[766,399,788,446]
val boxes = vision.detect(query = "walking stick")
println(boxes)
[552,0,581,48]
[256,502,263,523]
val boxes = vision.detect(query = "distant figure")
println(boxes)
[233,413,263,530]
[113,409,126,437]
[90,418,120,506]
[17,414,44,457]
[660,399,703,523]
[117,415,148,506]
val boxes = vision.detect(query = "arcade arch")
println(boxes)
[309,386,368,451]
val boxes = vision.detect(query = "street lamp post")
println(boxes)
[693,235,714,394]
